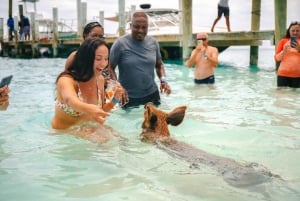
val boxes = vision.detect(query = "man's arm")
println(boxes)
[185,49,199,67]
[206,47,218,67]
[155,59,167,79]
[155,59,171,94]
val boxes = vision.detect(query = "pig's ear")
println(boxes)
[166,106,187,126]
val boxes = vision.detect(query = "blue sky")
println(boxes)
[1,0,299,34]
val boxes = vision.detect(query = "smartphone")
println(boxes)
[0,75,13,88]
[197,39,203,46]
[291,36,296,46]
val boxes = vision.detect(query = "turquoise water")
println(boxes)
[0,47,300,201]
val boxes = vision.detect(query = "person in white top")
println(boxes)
[211,0,231,32]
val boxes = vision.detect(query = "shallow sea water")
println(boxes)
[0,47,300,201]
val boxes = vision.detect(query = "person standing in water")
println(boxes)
[109,11,171,108]
[52,38,123,130]
[274,21,300,88]
[185,32,219,85]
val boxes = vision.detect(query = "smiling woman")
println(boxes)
[52,38,123,141]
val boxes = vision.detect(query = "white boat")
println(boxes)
[36,18,77,41]
[18,0,77,41]
[105,4,227,59]
[105,4,181,36]
[105,4,225,36]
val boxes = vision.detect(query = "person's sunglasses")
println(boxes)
[197,38,207,41]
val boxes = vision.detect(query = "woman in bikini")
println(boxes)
[65,21,129,105]
[52,38,123,141]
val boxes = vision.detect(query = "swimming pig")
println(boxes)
[140,103,279,188]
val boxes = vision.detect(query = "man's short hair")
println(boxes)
[131,11,148,22]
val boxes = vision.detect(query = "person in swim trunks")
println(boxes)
[52,38,123,130]
[185,32,219,85]
[211,0,231,32]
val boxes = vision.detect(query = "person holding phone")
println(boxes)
[275,21,300,88]
[0,86,10,110]
[65,21,129,105]
[52,38,123,131]
[185,32,219,85]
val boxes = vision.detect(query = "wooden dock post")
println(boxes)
[0,18,3,42]
[250,0,261,65]
[17,4,24,56]
[274,0,287,45]
[77,0,82,38]
[130,5,136,20]
[30,12,36,42]
[13,16,18,41]
[52,7,58,57]
[118,0,125,36]
[30,12,38,57]
[180,0,193,61]
[81,1,87,29]
[99,11,104,27]
[8,0,12,17]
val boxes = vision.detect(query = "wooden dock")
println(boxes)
[0,30,274,59]
[1,0,286,65]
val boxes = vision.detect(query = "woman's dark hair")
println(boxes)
[56,38,109,83]
[285,21,299,38]
[83,21,104,39]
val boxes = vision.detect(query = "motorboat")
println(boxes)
[105,4,225,59]
[105,4,225,36]
[36,18,77,41]
[105,4,182,36]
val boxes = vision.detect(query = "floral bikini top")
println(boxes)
[55,79,102,117]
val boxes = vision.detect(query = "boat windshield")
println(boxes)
[146,10,180,29]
